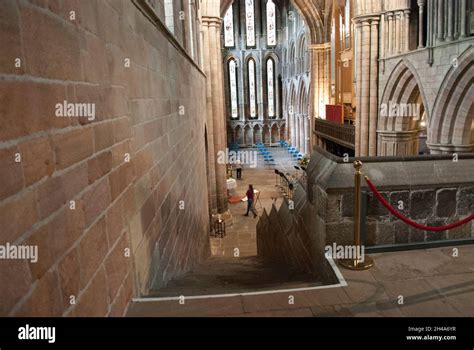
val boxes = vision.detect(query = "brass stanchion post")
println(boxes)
[339,161,374,270]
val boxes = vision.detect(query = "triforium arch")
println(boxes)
[378,59,428,156]
[428,47,474,154]
[296,31,309,74]
[296,77,310,154]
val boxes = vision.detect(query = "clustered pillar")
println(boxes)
[202,16,229,215]
[308,43,331,120]
[418,0,425,48]
[308,42,331,155]
[434,0,467,43]
[354,16,379,157]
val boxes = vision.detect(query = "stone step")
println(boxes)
[147,256,321,298]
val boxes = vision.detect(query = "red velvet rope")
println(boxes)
[364,177,474,232]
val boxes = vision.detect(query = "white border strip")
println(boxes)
[132,256,348,302]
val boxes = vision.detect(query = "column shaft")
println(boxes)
[447,0,454,40]
[460,0,467,37]
[369,20,379,156]
[206,18,228,213]
[404,11,410,51]
[360,21,371,156]
[395,12,401,53]
[354,23,362,155]
[418,2,425,48]
[437,0,445,41]
[388,14,393,53]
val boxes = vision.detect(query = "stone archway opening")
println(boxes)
[428,47,474,154]
[378,61,428,156]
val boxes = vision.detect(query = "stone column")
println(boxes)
[395,12,401,53]
[359,21,371,155]
[202,16,228,214]
[387,12,394,54]
[308,43,331,119]
[437,0,445,42]
[289,112,296,146]
[295,115,300,150]
[427,0,433,46]
[354,22,362,154]
[418,0,425,48]
[304,115,310,155]
[201,18,218,212]
[369,19,379,156]
[354,16,380,157]
[447,0,454,41]
[300,116,304,153]
[404,10,410,52]
[460,0,467,38]
[380,13,386,59]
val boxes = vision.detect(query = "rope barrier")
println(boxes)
[365,176,474,232]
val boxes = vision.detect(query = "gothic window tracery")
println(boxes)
[267,0,277,46]
[224,5,234,47]
[229,59,239,119]
[246,0,255,47]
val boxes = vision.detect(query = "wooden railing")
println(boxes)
[314,118,355,150]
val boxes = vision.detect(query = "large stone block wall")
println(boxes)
[327,186,474,246]
[0,0,210,316]
[256,148,473,275]
[309,149,474,247]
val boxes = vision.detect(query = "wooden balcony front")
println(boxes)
[314,118,355,150]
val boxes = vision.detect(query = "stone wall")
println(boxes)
[0,0,210,316]
[328,186,474,246]
[256,147,474,275]
[256,184,334,283]
[309,148,474,247]
[380,41,473,120]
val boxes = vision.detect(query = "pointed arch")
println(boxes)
[244,124,252,146]
[224,55,240,120]
[234,124,243,145]
[379,59,428,132]
[429,47,474,153]
[378,59,428,156]
[244,54,259,119]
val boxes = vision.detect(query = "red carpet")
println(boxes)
[228,195,244,203]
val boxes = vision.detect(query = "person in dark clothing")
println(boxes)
[245,184,258,218]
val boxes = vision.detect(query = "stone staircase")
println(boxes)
[146,256,321,298]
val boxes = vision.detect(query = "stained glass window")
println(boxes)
[267,59,275,117]
[248,59,257,118]
[224,5,234,47]
[246,0,255,47]
[267,0,276,46]
[229,60,238,119]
